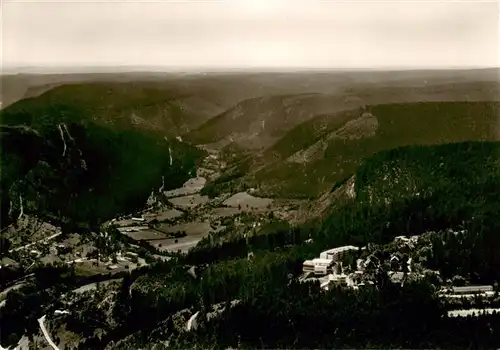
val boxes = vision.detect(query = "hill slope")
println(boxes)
[185,93,366,150]
[0,92,205,230]
[204,101,500,199]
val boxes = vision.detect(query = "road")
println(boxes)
[186,311,200,331]
[38,315,60,350]
[71,278,121,294]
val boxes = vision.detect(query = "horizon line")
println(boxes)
[2,65,499,75]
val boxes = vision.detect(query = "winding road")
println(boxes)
[38,315,60,350]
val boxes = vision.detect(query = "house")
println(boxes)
[56,243,72,255]
[409,235,420,243]
[356,258,365,271]
[320,273,348,290]
[125,252,139,258]
[29,249,41,257]
[356,281,375,289]
[364,254,379,270]
[394,235,420,247]
[406,257,413,273]
[346,271,364,288]
[54,310,70,315]
[394,236,409,244]
[187,266,198,279]
[389,271,406,285]
[390,253,403,270]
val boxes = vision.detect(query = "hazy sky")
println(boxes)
[2,0,499,70]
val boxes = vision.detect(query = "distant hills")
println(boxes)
[2,68,498,109]
[187,79,499,150]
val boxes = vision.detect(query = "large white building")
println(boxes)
[303,245,359,275]
[319,245,359,262]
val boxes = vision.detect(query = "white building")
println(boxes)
[439,285,495,300]
[321,273,348,290]
[319,245,359,262]
[302,258,334,275]
[313,258,334,275]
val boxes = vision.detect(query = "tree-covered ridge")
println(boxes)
[0,94,205,229]
[355,141,500,203]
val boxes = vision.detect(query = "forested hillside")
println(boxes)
[0,90,205,230]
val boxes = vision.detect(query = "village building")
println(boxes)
[388,271,406,285]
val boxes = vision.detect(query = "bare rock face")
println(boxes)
[332,112,379,140]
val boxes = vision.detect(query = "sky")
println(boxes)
[2,0,499,70]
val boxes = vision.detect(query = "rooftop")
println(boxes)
[321,245,359,254]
